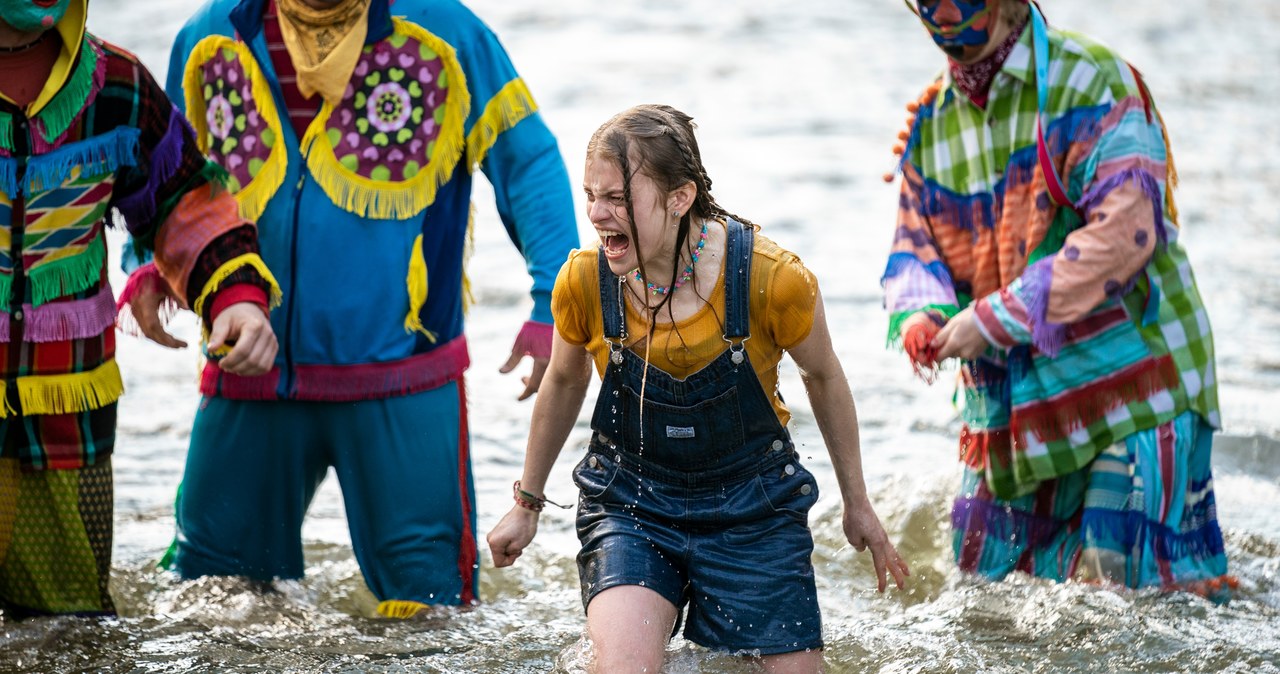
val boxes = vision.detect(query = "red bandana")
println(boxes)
[949,16,1028,108]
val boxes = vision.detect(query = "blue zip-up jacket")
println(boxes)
[165,0,578,400]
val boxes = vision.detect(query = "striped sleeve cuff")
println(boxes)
[974,287,1034,349]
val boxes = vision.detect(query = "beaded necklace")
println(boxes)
[632,220,709,296]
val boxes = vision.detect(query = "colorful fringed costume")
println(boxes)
[0,0,276,616]
[157,0,578,613]
[883,8,1228,593]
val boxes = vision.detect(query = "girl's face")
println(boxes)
[583,154,678,278]
[0,0,70,33]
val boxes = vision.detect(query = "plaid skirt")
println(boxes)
[951,410,1228,595]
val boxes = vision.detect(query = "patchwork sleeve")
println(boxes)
[882,166,961,345]
[451,9,579,326]
[114,63,279,327]
[975,96,1167,355]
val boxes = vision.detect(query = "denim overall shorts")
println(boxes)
[574,219,824,655]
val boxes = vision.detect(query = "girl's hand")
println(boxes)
[486,506,540,568]
[843,498,910,592]
[932,306,989,361]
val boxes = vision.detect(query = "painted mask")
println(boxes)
[0,0,71,33]
[911,0,997,60]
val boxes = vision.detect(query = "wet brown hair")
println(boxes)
[585,104,755,323]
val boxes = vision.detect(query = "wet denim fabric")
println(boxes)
[574,219,823,655]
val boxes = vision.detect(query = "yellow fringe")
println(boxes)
[461,202,475,314]
[465,78,538,172]
[191,253,284,339]
[377,599,430,619]
[0,382,15,417]
[14,360,123,416]
[403,233,435,342]
[183,36,288,222]
[300,18,469,220]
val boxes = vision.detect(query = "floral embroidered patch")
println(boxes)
[192,44,278,193]
[326,34,451,182]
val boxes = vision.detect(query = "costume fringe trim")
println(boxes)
[1013,353,1180,444]
[22,234,107,307]
[300,18,468,220]
[952,494,1066,553]
[24,126,139,194]
[0,157,16,197]
[887,303,959,346]
[191,253,282,339]
[377,599,429,619]
[31,39,106,152]
[115,262,179,337]
[403,233,436,342]
[1018,255,1066,357]
[8,359,123,417]
[114,108,191,234]
[183,36,287,222]
[0,290,116,343]
[462,202,475,313]
[1081,504,1225,565]
[0,111,11,153]
[465,77,537,171]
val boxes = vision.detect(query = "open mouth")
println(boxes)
[599,230,630,260]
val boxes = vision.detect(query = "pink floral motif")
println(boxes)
[367,82,412,133]
[207,95,234,140]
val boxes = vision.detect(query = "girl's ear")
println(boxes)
[667,180,696,217]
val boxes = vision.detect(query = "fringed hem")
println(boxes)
[23,127,139,195]
[1081,505,1226,567]
[9,359,123,417]
[26,235,107,307]
[115,262,179,337]
[1013,353,1181,443]
[183,36,287,223]
[886,303,958,347]
[465,77,537,171]
[191,254,282,338]
[377,600,430,619]
[0,156,17,196]
[512,320,553,360]
[114,108,193,234]
[31,39,106,152]
[1018,256,1067,357]
[199,364,280,400]
[300,18,469,220]
[291,336,468,401]
[952,494,1067,553]
[0,290,117,343]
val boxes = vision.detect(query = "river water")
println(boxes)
[2,0,1277,672]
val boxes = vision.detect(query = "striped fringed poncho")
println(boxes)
[882,23,1219,499]
[0,32,277,471]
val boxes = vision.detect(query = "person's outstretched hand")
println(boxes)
[209,302,277,376]
[487,506,539,567]
[500,350,549,401]
[843,496,910,592]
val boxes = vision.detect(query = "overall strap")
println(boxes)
[722,218,753,343]
[596,248,626,340]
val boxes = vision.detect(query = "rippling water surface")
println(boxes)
[2,0,1278,671]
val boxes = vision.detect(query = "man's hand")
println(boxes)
[129,281,186,349]
[208,302,277,376]
[500,350,549,401]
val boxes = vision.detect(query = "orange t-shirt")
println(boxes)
[552,230,817,426]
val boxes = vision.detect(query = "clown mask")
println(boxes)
[0,0,70,33]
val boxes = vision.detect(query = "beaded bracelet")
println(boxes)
[513,480,570,512]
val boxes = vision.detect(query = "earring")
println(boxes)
[672,211,681,218]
